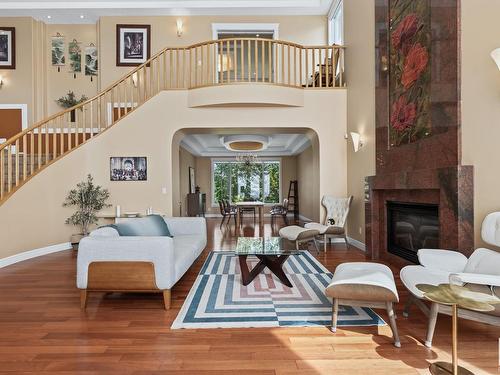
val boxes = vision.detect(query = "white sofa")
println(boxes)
[77,216,207,310]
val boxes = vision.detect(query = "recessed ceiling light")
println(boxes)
[47,15,52,19]
[80,15,85,19]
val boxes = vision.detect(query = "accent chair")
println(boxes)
[304,195,353,251]
[400,212,500,347]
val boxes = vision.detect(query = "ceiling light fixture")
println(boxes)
[236,153,259,165]
[80,15,85,19]
[47,15,52,19]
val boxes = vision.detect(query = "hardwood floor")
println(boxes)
[0,218,499,374]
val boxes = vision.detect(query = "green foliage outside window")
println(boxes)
[213,161,280,204]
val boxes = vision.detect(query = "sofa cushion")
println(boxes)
[110,215,173,237]
[173,234,206,279]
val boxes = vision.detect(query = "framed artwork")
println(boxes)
[85,44,98,76]
[110,157,147,181]
[189,167,196,194]
[51,34,65,67]
[116,24,151,66]
[388,0,431,147]
[68,39,82,73]
[0,27,15,69]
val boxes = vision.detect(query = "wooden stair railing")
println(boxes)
[0,39,345,203]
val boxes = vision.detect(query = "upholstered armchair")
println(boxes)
[304,195,353,251]
[400,212,500,347]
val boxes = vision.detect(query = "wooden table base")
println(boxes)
[238,254,292,287]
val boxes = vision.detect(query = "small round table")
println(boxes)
[416,283,500,375]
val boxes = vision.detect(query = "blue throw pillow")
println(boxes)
[108,214,173,237]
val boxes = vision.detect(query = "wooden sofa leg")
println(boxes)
[80,290,88,310]
[425,302,439,348]
[163,290,171,310]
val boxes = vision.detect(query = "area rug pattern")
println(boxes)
[171,251,386,329]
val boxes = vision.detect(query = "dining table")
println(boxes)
[234,201,265,228]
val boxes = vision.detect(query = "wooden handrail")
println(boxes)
[0,38,345,202]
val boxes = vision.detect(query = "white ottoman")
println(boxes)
[326,262,401,347]
[279,225,320,253]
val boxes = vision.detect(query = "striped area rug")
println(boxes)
[171,251,385,329]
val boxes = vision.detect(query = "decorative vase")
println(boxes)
[70,233,85,248]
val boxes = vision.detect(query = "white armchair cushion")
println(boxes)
[417,249,468,273]
[481,212,500,247]
[464,248,500,276]
[400,265,451,298]
[449,272,500,287]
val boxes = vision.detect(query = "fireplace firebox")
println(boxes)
[387,202,439,263]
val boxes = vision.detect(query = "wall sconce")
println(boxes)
[491,48,500,70]
[176,19,183,37]
[350,132,364,152]
[131,72,138,87]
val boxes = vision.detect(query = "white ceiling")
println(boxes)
[181,133,311,157]
[0,0,334,24]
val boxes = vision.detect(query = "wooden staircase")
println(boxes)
[0,39,345,205]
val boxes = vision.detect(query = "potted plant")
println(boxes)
[56,91,88,122]
[63,174,111,246]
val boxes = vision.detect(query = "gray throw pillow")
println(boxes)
[109,214,173,237]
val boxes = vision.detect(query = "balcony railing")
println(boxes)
[0,38,345,203]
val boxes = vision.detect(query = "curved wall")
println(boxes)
[0,87,346,259]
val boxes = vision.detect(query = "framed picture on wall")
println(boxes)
[0,27,16,69]
[189,167,196,193]
[116,24,151,66]
[110,157,147,181]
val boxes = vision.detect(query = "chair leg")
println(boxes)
[403,294,415,318]
[425,302,439,348]
[163,289,171,310]
[324,234,327,252]
[295,240,300,251]
[80,290,88,310]
[312,238,320,254]
[386,302,401,348]
[220,215,226,229]
[331,298,339,333]
[283,214,288,226]
[343,234,350,249]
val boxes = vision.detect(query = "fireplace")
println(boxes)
[387,202,439,263]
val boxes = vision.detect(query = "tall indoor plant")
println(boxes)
[63,174,110,244]
[56,90,88,122]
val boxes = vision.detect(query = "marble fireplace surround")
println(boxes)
[366,0,474,262]
[365,166,474,261]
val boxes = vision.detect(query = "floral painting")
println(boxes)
[389,0,431,147]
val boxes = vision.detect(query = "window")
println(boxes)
[328,0,344,45]
[212,160,280,205]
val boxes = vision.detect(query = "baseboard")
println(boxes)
[347,237,366,251]
[0,242,72,269]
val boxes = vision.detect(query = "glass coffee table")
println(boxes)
[234,237,301,287]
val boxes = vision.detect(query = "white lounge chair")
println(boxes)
[400,212,500,347]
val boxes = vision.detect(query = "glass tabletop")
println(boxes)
[234,237,302,255]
